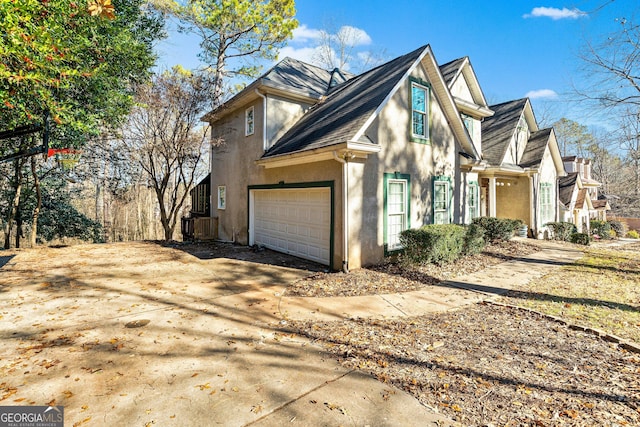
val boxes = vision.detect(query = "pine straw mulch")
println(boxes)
[285,240,541,298]
[284,240,640,425]
[286,303,640,426]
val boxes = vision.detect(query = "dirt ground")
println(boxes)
[0,241,331,426]
[1,240,638,426]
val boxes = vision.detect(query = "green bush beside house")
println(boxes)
[400,218,522,266]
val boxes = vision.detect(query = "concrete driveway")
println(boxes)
[0,242,452,426]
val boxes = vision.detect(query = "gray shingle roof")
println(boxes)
[261,57,336,98]
[481,98,528,165]
[439,57,466,86]
[263,45,428,158]
[558,172,579,206]
[519,128,552,168]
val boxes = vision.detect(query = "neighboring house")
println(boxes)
[439,57,495,222]
[558,172,593,232]
[562,156,611,222]
[478,98,566,238]
[204,45,483,270]
[592,198,611,221]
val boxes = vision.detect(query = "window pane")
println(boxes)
[388,182,405,214]
[386,179,408,250]
[412,86,426,112]
[413,112,425,136]
[411,84,428,139]
[434,181,449,224]
[435,183,446,205]
[246,108,254,135]
[388,214,405,248]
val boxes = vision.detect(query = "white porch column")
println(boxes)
[488,177,497,217]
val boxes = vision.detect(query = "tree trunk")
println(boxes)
[30,156,42,247]
[4,159,24,249]
[15,214,21,249]
[155,186,173,241]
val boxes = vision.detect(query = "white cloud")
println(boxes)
[523,7,587,20]
[526,89,558,99]
[335,26,372,46]
[279,23,374,70]
[291,25,322,43]
[277,46,319,63]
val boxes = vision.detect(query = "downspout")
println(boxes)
[333,151,349,273]
[254,89,267,150]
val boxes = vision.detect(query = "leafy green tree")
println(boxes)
[152,0,297,108]
[0,0,164,137]
[34,174,104,243]
[1,0,163,247]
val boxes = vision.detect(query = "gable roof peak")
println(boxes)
[439,56,468,85]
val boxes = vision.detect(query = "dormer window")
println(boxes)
[245,106,254,136]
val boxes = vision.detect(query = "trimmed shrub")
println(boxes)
[545,221,577,241]
[400,224,466,265]
[463,222,486,256]
[570,232,591,245]
[607,220,625,237]
[472,217,522,242]
[626,230,640,239]
[590,220,611,240]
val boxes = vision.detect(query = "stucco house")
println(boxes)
[204,45,487,271]
[472,98,566,238]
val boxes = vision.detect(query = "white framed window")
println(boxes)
[411,81,429,141]
[245,106,254,136]
[433,178,450,224]
[468,181,479,221]
[384,173,410,252]
[217,186,226,210]
[540,183,553,224]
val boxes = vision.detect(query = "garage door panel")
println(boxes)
[252,188,331,265]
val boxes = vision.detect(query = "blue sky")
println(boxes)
[155,0,639,126]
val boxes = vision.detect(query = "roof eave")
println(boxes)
[454,96,494,118]
[256,141,380,169]
[202,78,322,123]
[422,48,480,159]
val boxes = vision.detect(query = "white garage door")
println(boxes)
[251,188,331,265]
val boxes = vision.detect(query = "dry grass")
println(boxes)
[502,241,640,344]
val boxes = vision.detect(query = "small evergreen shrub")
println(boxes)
[590,220,611,240]
[463,222,486,256]
[545,221,577,241]
[570,232,591,245]
[607,220,625,237]
[400,224,466,265]
[626,230,639,239]
[472,217,522,242]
